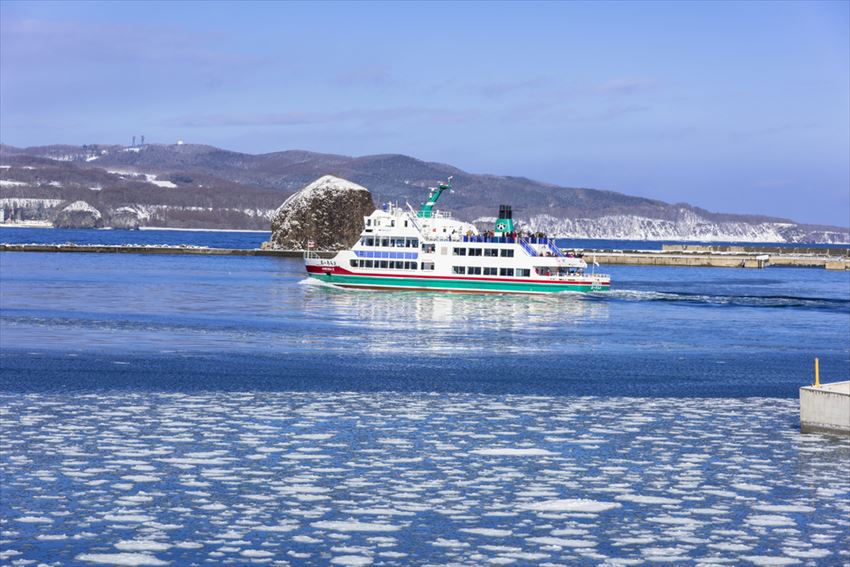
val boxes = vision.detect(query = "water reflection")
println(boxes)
[299,280,608,354]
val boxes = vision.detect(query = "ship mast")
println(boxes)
[417,176,453,218]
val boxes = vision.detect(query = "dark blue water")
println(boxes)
[2,252,847,396]
[1,247,849,565]
[0,227,269,249]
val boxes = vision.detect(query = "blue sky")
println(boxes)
[1,1,848,226]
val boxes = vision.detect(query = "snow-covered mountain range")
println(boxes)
[0,143,847,243]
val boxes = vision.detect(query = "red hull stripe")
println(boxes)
[305,264,608,286]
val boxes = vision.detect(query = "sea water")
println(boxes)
[1,243,849,565]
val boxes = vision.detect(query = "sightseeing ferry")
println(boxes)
[304,178,610,294]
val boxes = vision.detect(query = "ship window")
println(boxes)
[468,266,482,275]
[483,267,498,276]
[404,220,408,227]
[350,259,359,268]
[394,237,405,247]
[452,266,466,275]
[379,260,388,269]
[381,238,390,247]
[484,248,498,257]
[500,249,514,258]
[390,220,395,227]
[421,243,435,253]
[468,248,482,256]
[535,266,552,276]
[517,268,530,277]
[453,247,466,256]
[366,237,375,246]
[499,268,514,276]
[422,262,435,271]
[366,219,371,226]
[407,238,419,248]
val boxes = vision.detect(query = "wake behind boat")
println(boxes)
[304,178,610,294]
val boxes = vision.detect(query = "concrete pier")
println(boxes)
[573,245,849,270]
[800,381,850,435]
[2,242,848,269]
[0,243,306,257]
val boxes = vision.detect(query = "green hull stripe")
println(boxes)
[309,273,607,293]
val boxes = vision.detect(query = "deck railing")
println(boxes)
[518,238,537,256]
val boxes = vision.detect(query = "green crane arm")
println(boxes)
[418,177,453,218]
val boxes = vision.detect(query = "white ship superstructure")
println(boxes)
[305,179,610,294]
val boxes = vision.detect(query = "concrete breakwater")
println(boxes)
[2,242,848,269]
[0,243,305,258]
[576,245,849,270]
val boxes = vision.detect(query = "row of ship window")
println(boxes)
[349,258,532,277]
[453,247,513,257]
[453,267,531,277]
[357,238,515,259]
[359,237,419,248]
[350,259,435,270]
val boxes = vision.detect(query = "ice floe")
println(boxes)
[1,393,848,565]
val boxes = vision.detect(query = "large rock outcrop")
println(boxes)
[109,207,142,230]
[267,175,375,250]
[53,200,103,229]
